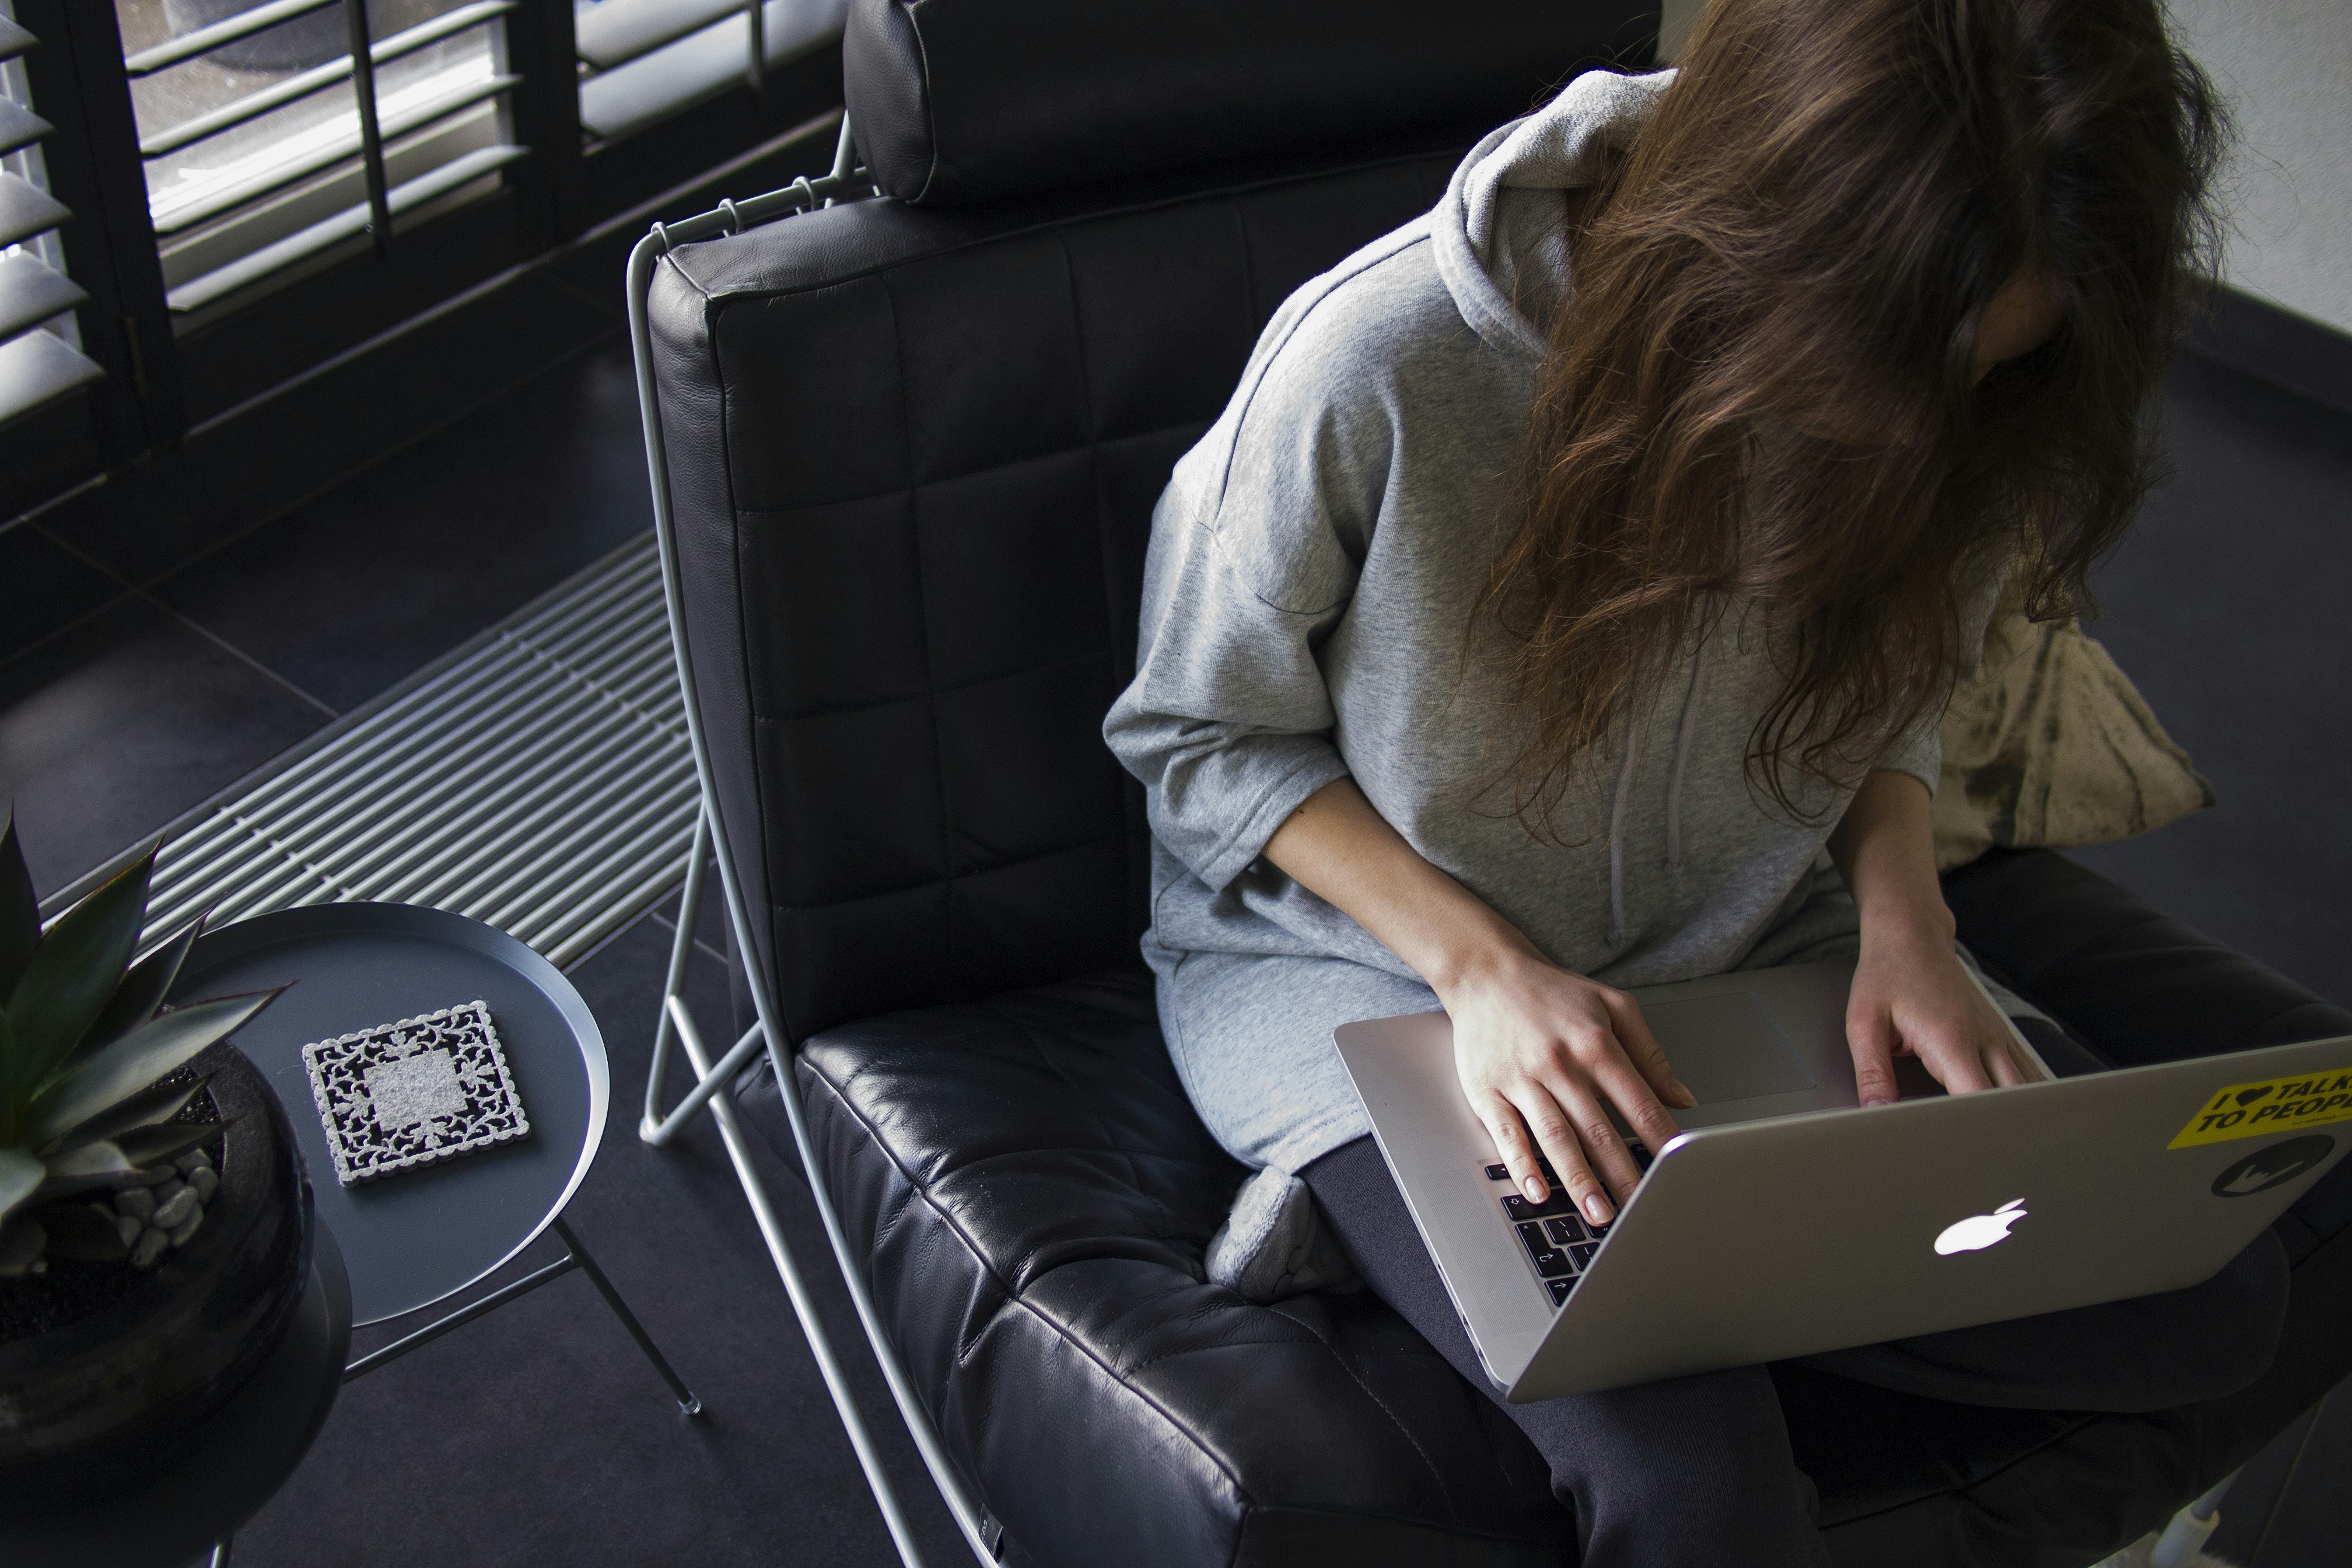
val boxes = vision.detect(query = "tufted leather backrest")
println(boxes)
[845,0,1658,206]
[649,140,1474,1040]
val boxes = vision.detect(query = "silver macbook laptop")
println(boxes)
[1332,959,2352,1401]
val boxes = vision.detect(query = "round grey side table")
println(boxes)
[166,904,698,1399]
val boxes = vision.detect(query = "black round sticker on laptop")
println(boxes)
[2211,1135,2335,1199]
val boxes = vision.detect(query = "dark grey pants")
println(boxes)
[1300,1016,2350,1568]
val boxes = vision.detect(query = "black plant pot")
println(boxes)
[0,1040,313,1503]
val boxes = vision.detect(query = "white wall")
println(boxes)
[1654,0,2352,336]
[2168,0,2352,335]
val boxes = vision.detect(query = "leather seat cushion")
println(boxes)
[754,970,1571,1568]
[735,850,2352,1566]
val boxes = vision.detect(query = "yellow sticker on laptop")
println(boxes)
[2169,1069,2352,1149]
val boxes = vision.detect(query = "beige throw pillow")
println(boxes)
[1933,575,2216,872]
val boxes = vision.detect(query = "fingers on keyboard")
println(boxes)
[1488,1147,1646,1307]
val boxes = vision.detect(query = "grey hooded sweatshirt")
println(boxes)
[1104,68,2005,1181]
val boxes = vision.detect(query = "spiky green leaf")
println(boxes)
[34,1139,138,1198]
[37,1201,129,1262]
[44,1074,208,1156]
[0,811,36,1005]
[0,1147,40,1233]
[0,1212,43,1276]
[3,845,156,1104]
[24,988,281,1149]
[114,1116,229,1171]
[75,912,205,1069]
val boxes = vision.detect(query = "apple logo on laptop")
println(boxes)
[1934,1198,2028,1255]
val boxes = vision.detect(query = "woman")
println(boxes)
[1105,1,2284,1563]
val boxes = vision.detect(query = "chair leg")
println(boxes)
[667,1020,944,1567]
[2149,1470,2235,1568]
[638,812,770,1149]
[554,1217,702,1416]
[640,808,713,1143]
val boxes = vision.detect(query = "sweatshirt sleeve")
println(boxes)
[1874,712,1944,797]
[1103,302,1395,894]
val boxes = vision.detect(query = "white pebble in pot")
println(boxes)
[150,1188,199,1232]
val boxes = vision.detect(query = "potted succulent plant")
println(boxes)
[0,813,312,1495]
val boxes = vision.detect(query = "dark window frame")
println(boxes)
[1,0,842,522]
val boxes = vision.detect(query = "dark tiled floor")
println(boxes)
[150,341,651,713]
[55,275,627,590]
[0,334,651,900]
[229,886,967,1568]
[0,522,119,667]
[0,598,328,895]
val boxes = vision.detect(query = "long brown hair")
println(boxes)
[1476,0,2223,827]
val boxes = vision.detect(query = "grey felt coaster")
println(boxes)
[301,1000,531,1186]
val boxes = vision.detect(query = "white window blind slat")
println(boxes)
[166,138,523,311]
[0,247,85,340]
[149,69,519,236]
[576,0,842,144]
[121,0,340,78]
[0,318,102,424]
[121,0,522,316]
[136,1,516,159]
[572,0,743,72]
[0,93,47,157]
[0,169,67,248]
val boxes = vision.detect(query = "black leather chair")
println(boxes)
[632,4,2352,1562]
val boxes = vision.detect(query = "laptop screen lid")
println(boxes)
[1334,965,2344,1398]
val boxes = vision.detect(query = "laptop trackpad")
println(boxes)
[1644,993,1817,1103]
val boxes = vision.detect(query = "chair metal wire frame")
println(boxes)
[625,116,1000,1568]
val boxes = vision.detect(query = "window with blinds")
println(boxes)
[116,0,528,316]
[0,2,104,427]
[575,0,844,145]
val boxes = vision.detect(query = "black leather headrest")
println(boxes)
[844,0,1661,206]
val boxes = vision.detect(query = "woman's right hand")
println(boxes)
[1256,778,1691,1225]
[1438,951,1694,1227]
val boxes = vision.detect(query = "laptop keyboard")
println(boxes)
[1484,1146,1650,1307]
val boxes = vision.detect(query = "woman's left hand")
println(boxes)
[1827,768,2039,1105]
[1846,920,2036,1105]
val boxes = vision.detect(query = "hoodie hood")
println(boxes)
[1431,68,1684,940]
[1432,68,1675,360]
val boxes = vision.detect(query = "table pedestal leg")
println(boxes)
[554,1217,703,1415]
[341,1219,701,1419]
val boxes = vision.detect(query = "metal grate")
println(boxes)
[131,535,695,968]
